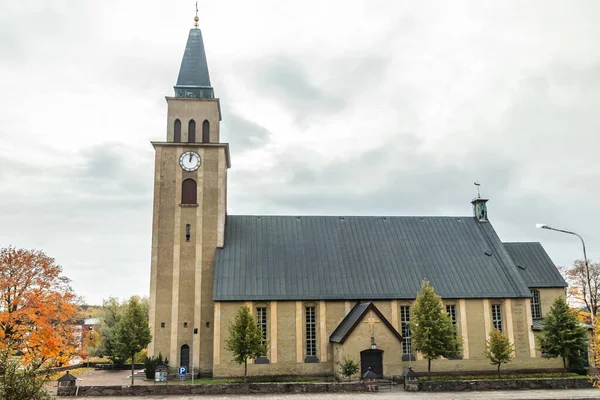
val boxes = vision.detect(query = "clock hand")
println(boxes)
[189,154,192,162]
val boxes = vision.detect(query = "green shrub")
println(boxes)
[338,358,360,381]
[0,351,52,400]
[143,353,168,380]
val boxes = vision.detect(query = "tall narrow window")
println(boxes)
[202,120,210,143]
[256,307,267,345]
[305,306,316,358]
[174,119,181,142]
[188,120,196,143]
[400,306,412,357]
[446,304,457,333]
[531,290,542,319]
[185,224,191,242]
[181,179,197,205]
[492,304,503,332]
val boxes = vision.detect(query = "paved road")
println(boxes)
[84,388,600,400]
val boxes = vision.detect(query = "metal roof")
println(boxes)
[213,215,534,301]
[174,28,214,98]
[503,242,567,288]
[329,302,402,344]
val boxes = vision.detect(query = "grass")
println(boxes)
[191,376,323,385]
[47,367,95,381]
[428,372,586,381]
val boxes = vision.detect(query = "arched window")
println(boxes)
[180,344,190,370]
[174,119,181,142]
[202,120,210,143]
[531,289,542,319]
[181,179,197,205]
[188,120,196,143]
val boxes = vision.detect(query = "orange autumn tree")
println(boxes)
[0,246,80,370]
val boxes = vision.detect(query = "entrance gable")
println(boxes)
[330,302,402,344]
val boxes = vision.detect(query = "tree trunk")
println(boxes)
[131,352,135,386]
[497,363,501,379]
[562,356,567,372]
[428,358,431,380]
[244,359,247,382]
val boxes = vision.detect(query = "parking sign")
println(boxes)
[178,366,187,381]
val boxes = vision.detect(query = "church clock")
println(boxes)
[179,151,201,171]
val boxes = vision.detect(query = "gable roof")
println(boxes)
[330,302,402,344]
[213,215,533,301]
[503,242,567,288]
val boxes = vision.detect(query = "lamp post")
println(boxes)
[536,223,595,360]
[191,327,198,384]
[536,224,593,319]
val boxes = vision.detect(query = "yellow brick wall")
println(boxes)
[213,295,565,378]
[148,96,228,376]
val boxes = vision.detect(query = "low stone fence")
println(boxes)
[419,377,592,392]
[57,382,369,397]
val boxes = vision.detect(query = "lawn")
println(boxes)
[428,372,586,381]
[191,377,322,384]
[47,367,95,381]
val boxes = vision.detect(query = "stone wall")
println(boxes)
[419,377,592,392]
[57,382,368,397]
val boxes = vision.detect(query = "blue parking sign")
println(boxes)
[178,366,187,381]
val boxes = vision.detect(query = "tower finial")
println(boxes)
[194,1,199,28]
[474,181,481,199]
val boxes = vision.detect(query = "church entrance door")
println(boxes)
[360,349,383,378]
[180,344,190,371]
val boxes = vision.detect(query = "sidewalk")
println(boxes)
[82,388,600,400]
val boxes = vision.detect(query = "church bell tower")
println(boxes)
[148,14,230,376]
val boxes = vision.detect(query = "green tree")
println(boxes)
[338,357,360,382]
[113,297,152,385]
[409,281,462,379]
[538,297,588,372]
[225,305,267,381]
[94,296,150,365]
[0,350,52,400]
[484,329,515,377]
[94,297,124,364]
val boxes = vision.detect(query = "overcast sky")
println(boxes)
[1,1,599,305]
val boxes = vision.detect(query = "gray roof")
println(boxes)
[213,215,534,301]
[329,302,402,343]
[503,242,567,288]
[174,28,214,98]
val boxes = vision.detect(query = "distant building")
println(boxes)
[147,18,570,378]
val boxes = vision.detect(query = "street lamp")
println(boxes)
[536,223,594,330]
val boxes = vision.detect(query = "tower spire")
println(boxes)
[174,3,214,99]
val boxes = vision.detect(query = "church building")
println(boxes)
[147,20,569,379]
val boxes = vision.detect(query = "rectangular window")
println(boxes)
[256,307,267,345]
[446,304,457,333]
[531,290,542,319]
[492,304,503,332]
[400,306,412,355]
[305,306,317,357]
[185,224,191,242]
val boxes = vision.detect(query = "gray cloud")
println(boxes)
[220,112,273,150]
[2,1,600,304]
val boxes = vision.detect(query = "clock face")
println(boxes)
[179,151,201,172]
